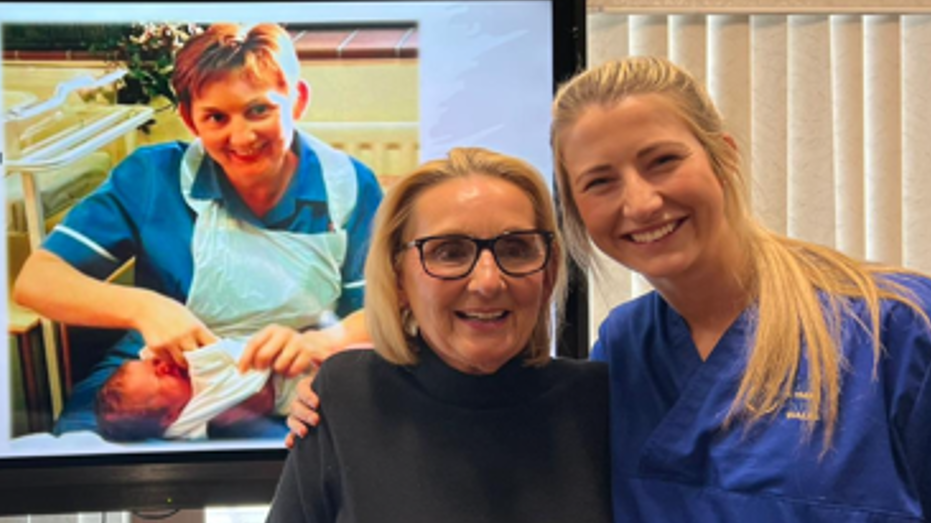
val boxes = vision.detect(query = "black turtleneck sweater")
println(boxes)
[266,341,611,523]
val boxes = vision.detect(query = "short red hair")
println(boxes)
[171,23,301,122]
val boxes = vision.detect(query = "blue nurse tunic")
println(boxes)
[42,133,383,435]
[592,275,931,522]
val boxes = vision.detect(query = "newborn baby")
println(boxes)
[95,339,300,441]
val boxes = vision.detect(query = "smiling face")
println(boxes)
[398,175,553,375]
[559,94,740,288]
[183,70,309,190]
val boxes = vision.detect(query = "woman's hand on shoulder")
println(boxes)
[285,374,320,448]
[134,291,217,367]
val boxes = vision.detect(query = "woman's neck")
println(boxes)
[650,235,752,360]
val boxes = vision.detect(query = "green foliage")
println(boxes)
[91,22,204,106]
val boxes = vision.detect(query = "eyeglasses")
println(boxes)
[404,229,554,280]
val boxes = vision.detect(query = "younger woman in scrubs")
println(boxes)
[551,55,931,522]
[13,23,382,436]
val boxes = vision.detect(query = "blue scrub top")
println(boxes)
[44,132,383,318]
[592,275,931,522]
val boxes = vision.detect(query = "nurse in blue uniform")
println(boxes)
[13,23,383,436]
[551,56,931,522]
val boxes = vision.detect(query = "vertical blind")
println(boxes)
[584,5,931,340]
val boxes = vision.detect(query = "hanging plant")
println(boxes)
[88,22,204,131]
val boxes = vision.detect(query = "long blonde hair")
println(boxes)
[365,147,567,368]
[551,56,927,446]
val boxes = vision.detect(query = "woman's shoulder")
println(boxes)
[111,142,189,181]
[606,290,660,320]
[881,271,931,298]
[596,290,664,339]
[872,271,931,329]
[864,271,931,326]
[310,350,379,399]
[317,349,383,377]
[868,273,931,438]
[123,141,188,163]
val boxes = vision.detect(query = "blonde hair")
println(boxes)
[365,147,567,367]
[551,56,928,446]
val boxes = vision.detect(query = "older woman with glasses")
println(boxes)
[265,147,611,523]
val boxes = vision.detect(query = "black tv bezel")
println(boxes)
[0,0,587,515]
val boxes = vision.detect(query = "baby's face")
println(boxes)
[121,358,193,421]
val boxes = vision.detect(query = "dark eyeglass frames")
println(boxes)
[403,230,554,280]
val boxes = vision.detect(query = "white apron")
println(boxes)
[180,132,358,339]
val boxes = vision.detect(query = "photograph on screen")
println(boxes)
[4,17,419,446]
[0,1,555,459]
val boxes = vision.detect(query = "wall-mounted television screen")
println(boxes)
[0,0,585,516]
